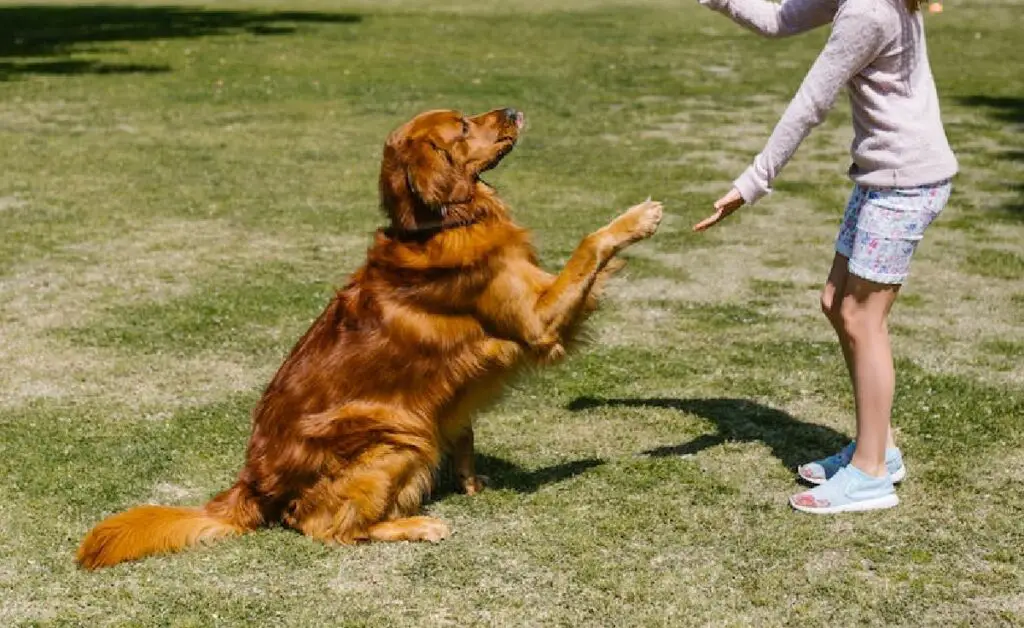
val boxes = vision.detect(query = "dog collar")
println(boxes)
[384,215,480,242]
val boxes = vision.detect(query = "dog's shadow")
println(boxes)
[568,396,849,471]
[435,455,603,498]
[436,396,847,498]
[479,455,603,493]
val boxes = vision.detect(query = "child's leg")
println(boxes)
[822,255,900,452]
[800,253,901,485]
[821,253,853,371]
[836,274,900,477]
[791,271,904,512]
[792,180,950,512]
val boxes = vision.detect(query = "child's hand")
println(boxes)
[693,188,745,232]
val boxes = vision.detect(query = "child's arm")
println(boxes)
[698,0,838,38]
[734,3,888,204]
[694,1,889,230]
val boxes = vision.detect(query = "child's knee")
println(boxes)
[838,299,879,339]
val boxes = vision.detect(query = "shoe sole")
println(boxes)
[800,464,906,486]
[790,493,899,515]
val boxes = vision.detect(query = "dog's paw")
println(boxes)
[611,199,663,246]
[460,474,489,496]
[416,518,452,543]
[540,342,566,364]
[625,198,663,240]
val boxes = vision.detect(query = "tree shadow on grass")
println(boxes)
[0,59,170,79]
[568,396,849,471]
[0,4,362,80]
[958,96,1024,125]
[956,95,1024,220]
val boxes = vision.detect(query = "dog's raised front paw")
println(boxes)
[624,198,663,240]
[610,198,663,247]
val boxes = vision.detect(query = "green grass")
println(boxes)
[61,261,334,357]
[964,248,1024,280]
[1,0,1023,626]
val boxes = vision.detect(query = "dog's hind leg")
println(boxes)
[282,425,440,541]
[290,449,438,544]
[332,457,440,543]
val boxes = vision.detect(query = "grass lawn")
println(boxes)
[1,0,1022,625]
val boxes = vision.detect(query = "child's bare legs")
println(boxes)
[820,253,899,475]
[791,253,904,510]
[839,271,900,476]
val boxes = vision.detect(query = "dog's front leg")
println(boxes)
[533,199,662,354]
[477,199,661,360]
[452,427,487,496]
[537,198,661,329]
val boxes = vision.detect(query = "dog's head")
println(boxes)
[379,108,525,232]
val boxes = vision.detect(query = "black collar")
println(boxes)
[383,215,480,242]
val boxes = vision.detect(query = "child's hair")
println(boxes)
[905,0,921,11]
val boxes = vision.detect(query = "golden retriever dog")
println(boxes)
[77,107,663,568]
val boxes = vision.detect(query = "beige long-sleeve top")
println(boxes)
[699,0,958,203]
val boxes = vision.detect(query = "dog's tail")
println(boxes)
[76,481,264,570]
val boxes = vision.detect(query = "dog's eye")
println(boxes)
[461,119,470,136]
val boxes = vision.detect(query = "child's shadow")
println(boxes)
[568,397,848,471]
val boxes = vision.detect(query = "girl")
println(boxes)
[692,0,957,513]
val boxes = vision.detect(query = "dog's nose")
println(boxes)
[503,107,524,129]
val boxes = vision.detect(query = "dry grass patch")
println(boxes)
[896,233,1024,385]
[597,194,834,351]
[0,218,364,413]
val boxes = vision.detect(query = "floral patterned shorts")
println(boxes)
[835,179,952,285]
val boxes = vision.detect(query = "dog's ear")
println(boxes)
[404,139,474,208]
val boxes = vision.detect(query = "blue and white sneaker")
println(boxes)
[798,442,906,485]
[790,464,899,514]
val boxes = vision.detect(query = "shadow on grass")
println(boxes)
[956,95,1024,220]
[0,59,170,78]
[568,396,848,471]
[0,4,362,80]
[958,96,1024,124]
[477,454,603,492]
[436,454,603,497]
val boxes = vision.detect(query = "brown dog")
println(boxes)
[77,108,662,568]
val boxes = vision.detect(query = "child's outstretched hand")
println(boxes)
[693,188,745,232]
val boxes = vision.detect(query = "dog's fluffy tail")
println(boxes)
[76,482,263,570]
